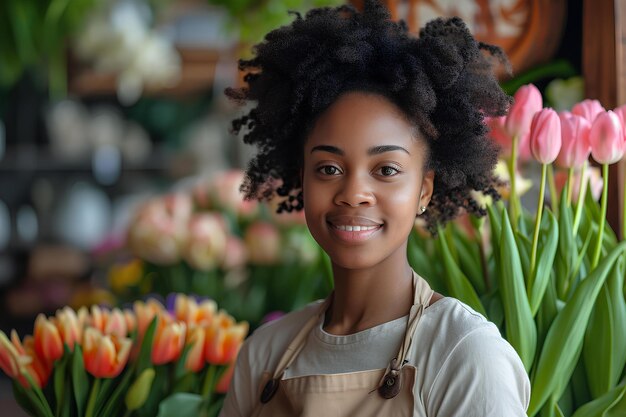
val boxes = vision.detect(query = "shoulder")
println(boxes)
[219,300,323,417]
[414,297,530,415]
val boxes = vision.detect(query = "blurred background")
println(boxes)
[2,0,621,414]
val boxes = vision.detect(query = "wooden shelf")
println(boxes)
[68,47,232,98]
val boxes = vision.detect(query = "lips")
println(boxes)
[326,215,382,228]
[326,214,383,243]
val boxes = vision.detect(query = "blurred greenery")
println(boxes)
[207,0,343,48]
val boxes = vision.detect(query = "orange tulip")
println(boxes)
[215,361,235,394]
[205,313,248,365]
[124,309,137,334]
[1,331,51,388]
[83,327,132,379]
[151,318,186,365]
[174,294,217,325]
[134,299,165,337]
[0,331,21,380]
[53,307,82,350]
[184,325,206,373]
[33,314,64,365]
[104,308,128,338]
[11,332,51,388]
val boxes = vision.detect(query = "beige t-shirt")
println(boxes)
[219,297,530,417]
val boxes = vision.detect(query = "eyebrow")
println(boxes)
[310,145,410,155]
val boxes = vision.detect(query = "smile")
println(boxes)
[327,221,383,243]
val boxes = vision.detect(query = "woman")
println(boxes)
[220,1,530,415]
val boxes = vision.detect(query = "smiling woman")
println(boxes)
[220,1,529,416]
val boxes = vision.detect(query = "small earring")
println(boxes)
[420,206,427,213]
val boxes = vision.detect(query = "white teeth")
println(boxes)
[334,225,378,232]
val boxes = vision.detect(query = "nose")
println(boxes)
[333,173,376,207]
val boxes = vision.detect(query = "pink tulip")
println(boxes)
[183,213,228,271]
[529,108,562,164]
[556,113,591,168]
[221,237,248,270]
[244,222,281,265]
[613,104,626,145]
[505,84,543,141]
[589,111,624,164]
[484,115,511,156]
[210,170,259,218]
[572,99,605,122]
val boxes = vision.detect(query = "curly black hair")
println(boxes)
[225,0,511,231]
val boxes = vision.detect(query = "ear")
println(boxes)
[418,170,435,209]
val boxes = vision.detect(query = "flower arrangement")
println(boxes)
[0,294,248,417]
[409,84,626,416]
[114,170,331,327]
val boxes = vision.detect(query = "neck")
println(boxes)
[323,253,414,335]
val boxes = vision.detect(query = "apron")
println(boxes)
[251,270,434,417]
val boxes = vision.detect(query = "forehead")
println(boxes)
[305,92,423,151]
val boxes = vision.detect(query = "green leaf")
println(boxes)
[53,348,69,416]
[498,209,536,372]
[528,210,559,316]
[528,242,626,416]
[138,317,158,373]
[583,258,626,398]
[556,193,576,299]
[97,368,136,417]
[12,380,42,417]
[571,383,626,417]
[71,344,89,416]
[435,229,486,316]
[156,393,203,417]
[450,225,485,294]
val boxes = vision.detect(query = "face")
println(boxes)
[302,92,434,271]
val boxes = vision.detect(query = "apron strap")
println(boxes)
[378,271,433,399]
[271,295,333,380]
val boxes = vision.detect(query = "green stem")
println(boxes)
[572,161,588,235]
[622,163,626,241]
[85,378,101,417]
[201,365,217,400]
[123,410,132,417]
[508,135,520,231]
[529,164,547,289]
[547,164,558,213]
[566,167,574,207]
[23,373,54,417]
[591,164,610,269]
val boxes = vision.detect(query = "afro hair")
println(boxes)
[225,0,511,231]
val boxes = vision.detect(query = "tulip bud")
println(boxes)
[151,319,186,365]
[572,99,605,122]
[184,326,206,373]
[34,314,64,364]
[556,113,591,168]
[529,108,561,164]
[505,84,543,140]
[589,111,624,164]
[83,327,132,378]
[245,222,281,265]
[125,368,155,411]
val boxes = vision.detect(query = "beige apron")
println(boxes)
[251,271,434,417]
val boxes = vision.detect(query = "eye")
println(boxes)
[376,166,400,177]
[317,165,342,176]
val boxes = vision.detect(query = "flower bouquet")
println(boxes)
[408,85,626,416]
[0,294,248,417]
[113,170,331,327]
